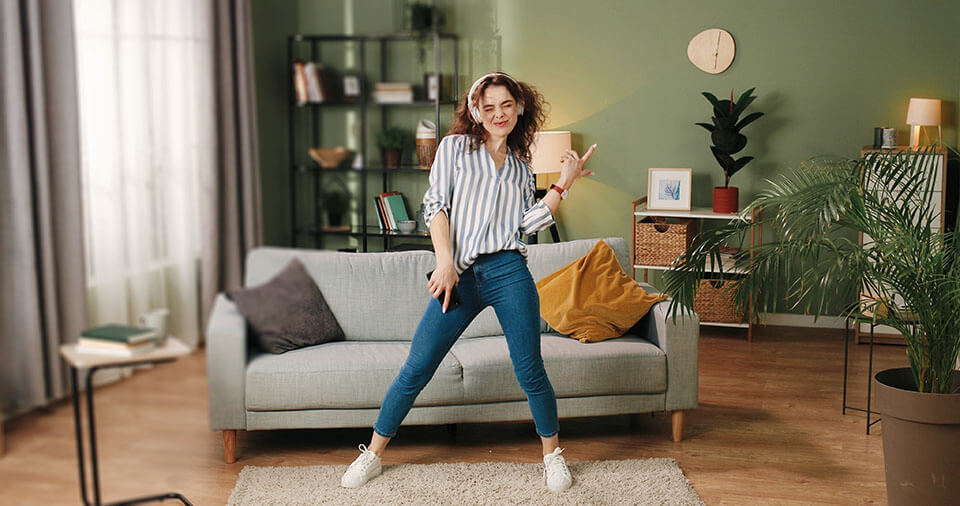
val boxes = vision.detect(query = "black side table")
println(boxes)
[60,338,193,506]
[841,317,882,434]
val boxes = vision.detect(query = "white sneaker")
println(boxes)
[543,447,572,492]
[340,444,382,488]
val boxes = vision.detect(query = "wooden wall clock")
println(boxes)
[687,28,735,74]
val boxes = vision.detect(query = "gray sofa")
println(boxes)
[206,237,699,463]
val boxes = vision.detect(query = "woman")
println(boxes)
[341,72,596,492]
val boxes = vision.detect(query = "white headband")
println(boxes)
[467,72,524,123]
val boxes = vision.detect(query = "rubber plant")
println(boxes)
[696,88,764,212]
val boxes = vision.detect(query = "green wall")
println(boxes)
[498,0,959,245]
[252,0,960,254]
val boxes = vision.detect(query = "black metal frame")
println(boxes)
[288,32,462,251]
[841,317,881,434]
[70,361,192,506]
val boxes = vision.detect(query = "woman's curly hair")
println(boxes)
[448,73,547,163]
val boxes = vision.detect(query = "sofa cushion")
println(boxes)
[244,341,463,410]
[450,334,667,404]
[228,258,344,353]
[526,237,632,283]
[536,240,667,342]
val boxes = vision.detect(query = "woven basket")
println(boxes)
[694,279,744,323]
[634,218,697,266]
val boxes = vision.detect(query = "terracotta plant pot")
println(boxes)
[712,186,739,214]
[381,148,401,169]
[874,368,960,506]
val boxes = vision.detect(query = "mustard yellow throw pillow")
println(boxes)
[536,240,667,343]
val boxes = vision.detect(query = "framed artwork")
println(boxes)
[647,168,692,210]
[342,75,361,103]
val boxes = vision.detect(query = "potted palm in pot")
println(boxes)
[663,146,960,505]
[696,88,764,213]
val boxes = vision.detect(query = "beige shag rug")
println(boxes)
[228,458,703,505]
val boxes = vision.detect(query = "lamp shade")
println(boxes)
[530,131,571,174]
[906,98,941,126]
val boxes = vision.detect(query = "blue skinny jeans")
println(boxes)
[373,250,559,438]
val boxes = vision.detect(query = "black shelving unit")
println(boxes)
[288,33,459,251]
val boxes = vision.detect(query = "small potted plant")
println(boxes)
[321,185,349,229]
[377,126,411,169]
[695,88,764,213]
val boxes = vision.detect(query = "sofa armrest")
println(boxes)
[206,294,248,430]
[643,299,699,412]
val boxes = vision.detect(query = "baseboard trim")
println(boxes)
[757,313,846,329]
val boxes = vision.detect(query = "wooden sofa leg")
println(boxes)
[223,430,237,463]
[671,411,684,442]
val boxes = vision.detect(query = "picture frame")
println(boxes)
[423,73,441,102]
[342,74,361,103]
[647,168,692,211]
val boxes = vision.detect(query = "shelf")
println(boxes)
[289,32,458,252]
[298,225,430,238]
[635,206,752,222]
[295,164,430,173]
[634,252,746,274]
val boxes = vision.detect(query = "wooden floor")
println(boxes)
[0,325,906,505]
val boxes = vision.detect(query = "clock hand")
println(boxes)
[714,31,722,70]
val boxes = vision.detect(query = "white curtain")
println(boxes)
[74,0,215,349]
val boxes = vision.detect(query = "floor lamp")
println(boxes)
[528,131,570,244]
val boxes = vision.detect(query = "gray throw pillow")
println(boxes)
[227,258,344,353]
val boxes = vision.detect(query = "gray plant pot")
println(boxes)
[874,367,960,506]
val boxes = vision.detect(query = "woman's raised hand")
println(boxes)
[558,144,597,185]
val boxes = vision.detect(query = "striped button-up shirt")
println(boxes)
[422,134,555,273]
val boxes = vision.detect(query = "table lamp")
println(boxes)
[906,97,941,148]
[531,130,571,181]
[528,131,571,243]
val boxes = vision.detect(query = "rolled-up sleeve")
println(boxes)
[422,136,457,229]
[519,170,555,235]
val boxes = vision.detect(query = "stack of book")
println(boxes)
[292,61,329,105]
[373,192,410,230]
[76,324,158,356]
[373,82,413,104]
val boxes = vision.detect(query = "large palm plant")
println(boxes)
[664,146,960,394]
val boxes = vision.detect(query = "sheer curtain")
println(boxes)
[74,0,215,349]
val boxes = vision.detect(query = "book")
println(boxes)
[373,83,414,104]
[373,91,414,104]
[303,62,328,103]
[75,342,157,357]
[372,196,387,230]
[78,337,156,351]
[80,324,157,344]
[379,192,400,229]
[383,194,410,225]
[292,61,308,105]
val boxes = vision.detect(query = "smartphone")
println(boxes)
[426,270,462,310]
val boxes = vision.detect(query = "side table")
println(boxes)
[841,316,883,435]
[60,338,193,506]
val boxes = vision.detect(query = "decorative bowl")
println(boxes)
[308,147,353,169]
[397,220,417,233]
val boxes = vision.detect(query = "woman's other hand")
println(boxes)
[427,263,459,313]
